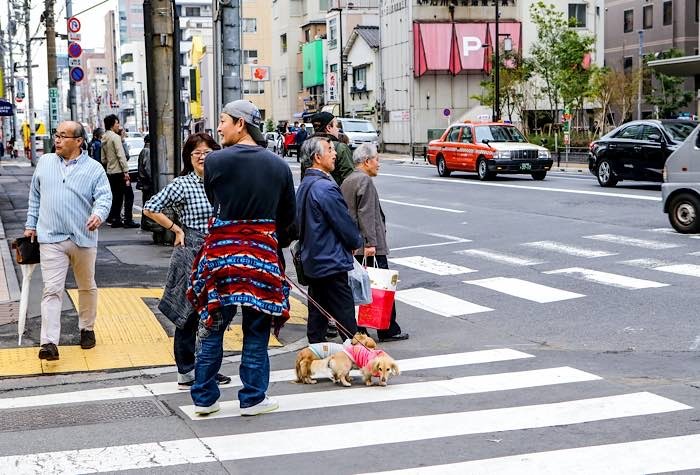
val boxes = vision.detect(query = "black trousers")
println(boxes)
[123,182,134,222]
[355,255,402,339]
[306,271,357,344]
[107,173,125,222]
[173,312,198,376]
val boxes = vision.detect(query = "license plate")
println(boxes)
[520,163,532,171]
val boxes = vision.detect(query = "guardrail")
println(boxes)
[553,146,589,167]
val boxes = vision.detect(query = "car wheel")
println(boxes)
[596,159,618,187]
[477,158,493,181]
[437,156,451,177]
[668,193,700,234]
[531,171,547,180]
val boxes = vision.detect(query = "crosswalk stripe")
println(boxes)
[522,241,617,258]
[543,267,669,290]
[395,288,493,316]
[361,434,700,474]
[388,256,477,275]
[621,258,671,269]
[622,259,700,277]
[465,277,585,303]
[0,349,530,410]
[2,393,688,472]
[456,249,545,266]
[179,366,602,420]
[583,234,681,249]
[690,251,700,256]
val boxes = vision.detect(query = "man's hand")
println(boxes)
[86,215,102,231]
[173,226,185,247]
[364,246,377,257]
[23,229,37,242]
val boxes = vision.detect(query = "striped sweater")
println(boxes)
[25,152,112,247]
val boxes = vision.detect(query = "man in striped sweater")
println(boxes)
[24,121,112,360]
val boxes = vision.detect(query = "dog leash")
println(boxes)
[285,276,374,352]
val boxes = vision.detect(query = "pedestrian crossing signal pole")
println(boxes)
[23,0,37,163]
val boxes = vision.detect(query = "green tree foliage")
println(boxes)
[265,118,275,133]
[644,49,694,119]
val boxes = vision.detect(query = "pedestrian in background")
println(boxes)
[137,133,153,204]
[301,112,354,186]
[187,100,295,416]
[101,114,130,228]
[143,132,230,390]
[341,143,409,342]
[88,128,103,164]
[24,120,112,360]
[296,136,363,344]
[118,128,139,228]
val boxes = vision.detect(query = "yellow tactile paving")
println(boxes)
[0,289,308,377]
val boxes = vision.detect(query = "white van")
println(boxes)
[661,124,700,233]
[336,118,379,150]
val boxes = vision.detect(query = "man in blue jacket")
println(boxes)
[296,136,363,344]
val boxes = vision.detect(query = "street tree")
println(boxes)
[644,49,694,119]
[609,68,640,126]
[588,66,616,136]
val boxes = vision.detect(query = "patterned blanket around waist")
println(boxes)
[187,218,290,333]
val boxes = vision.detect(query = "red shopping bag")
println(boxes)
[357,266,399,330]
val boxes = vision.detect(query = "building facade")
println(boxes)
[242,0,274,123]
[342,25,380,122]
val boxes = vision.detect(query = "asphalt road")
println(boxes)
[1,159,699,474]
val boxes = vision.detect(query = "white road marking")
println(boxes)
[388,256,477,275]
[362,434,700,474]
[689,251,700,256]
[381,172,662,201]
[583,234,681,249]
[621,258,672,269]
[543,267,669,290]
[380,198,464,213]
[391,240,471,252]
[427,232,469,241]
[465,277,585,303]
[522,241,617,258]
[395,288,493,316]
[2,393,688,472]
[621,259,700,277]
[179,367,601,420]
[456,248,545,266]
[0,349,531,410]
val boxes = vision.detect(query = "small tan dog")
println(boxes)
[328,345,400,387]
[295,333,376,384]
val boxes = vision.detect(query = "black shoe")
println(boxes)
[106,217,117,224]
[111,221,124,228]
[38,343,60,360]
[80,329,96,349]
[216,373,232,385]
[379,333,410,342]
[123,221,140,228]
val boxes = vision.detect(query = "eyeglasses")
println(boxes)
[191,149,213,158]
[53,133,80,140]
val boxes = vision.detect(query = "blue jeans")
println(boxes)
[190,305,272,408]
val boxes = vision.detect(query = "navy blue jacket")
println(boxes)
[296,168,362,279]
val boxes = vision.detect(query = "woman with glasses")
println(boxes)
[143,132,231,389]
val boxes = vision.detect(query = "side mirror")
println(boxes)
[648,134,661,142]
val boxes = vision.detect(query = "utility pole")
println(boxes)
[44,0,58,135]
[637,30,644,121]
[66,0,77,120]
[6,1,18,147]
[24,0,37,164]
[493,0,501,122]
[214,0,242,107]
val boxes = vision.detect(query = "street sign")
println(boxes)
[443,108,451,117]
[68,42,82,58]
[67,17,81,33]
[68,58,82,67]
[68,32,81,42]
[328,72,337,102]
[0,100,13,116]
[70,67,84,82]
[49,87,59,126]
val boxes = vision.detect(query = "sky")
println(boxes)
[2,0,117,112]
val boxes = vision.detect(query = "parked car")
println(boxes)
[265,132,281,154]
[661,124,700,233]
[336,118,379,150]
[588,119,697,187]
[124,137,144,181]
[426,121,553,180]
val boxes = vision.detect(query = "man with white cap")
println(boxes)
[187,100,296,416]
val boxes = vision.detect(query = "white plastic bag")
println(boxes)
[348,259,373,305]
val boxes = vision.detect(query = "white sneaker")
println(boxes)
[194,401,220,416]
[240,396,279,416]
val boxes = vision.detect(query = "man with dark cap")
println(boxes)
[301,111,354,186]
[187,99,295,416]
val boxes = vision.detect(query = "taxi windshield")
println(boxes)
[475,125,527,143]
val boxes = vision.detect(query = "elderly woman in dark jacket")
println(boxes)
[143,133,231,389]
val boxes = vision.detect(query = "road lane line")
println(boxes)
[621,258,672,269]
[0,349,531,409]
[583,234,681,249]
[2,393,689,472]
[179,367,602,420]
[391,240,471,251]
[380,198,464,213]
[394,288,494,316]
[465,277,585,303]
[388,256,477,275]
[621,259,700,277]
[543,267,668,290]
[456,249,545,266]
[361,434,700,474]
[380,173,662,201]
[522,241,617,258]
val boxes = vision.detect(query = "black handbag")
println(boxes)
[12,236,40,264]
